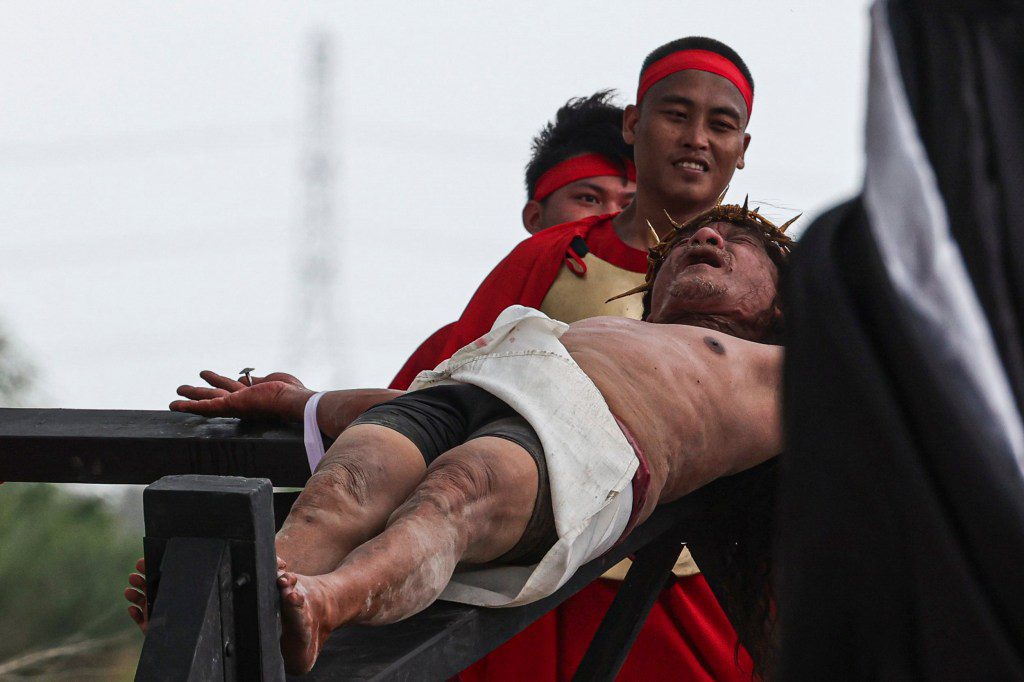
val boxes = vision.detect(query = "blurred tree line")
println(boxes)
[0,323,144,679]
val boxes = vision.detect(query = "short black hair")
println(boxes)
[524,90,633,200]
[639,37,754,99]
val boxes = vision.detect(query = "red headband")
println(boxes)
[637,49,753,118]
[532,153,636,202]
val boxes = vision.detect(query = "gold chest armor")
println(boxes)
[539,251,646,324]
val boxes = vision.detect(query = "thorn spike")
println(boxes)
[606,283,651,303]
[779,213,802,233]
[662,209,683,230]
[646,219,661,246]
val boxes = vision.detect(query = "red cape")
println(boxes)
[390,214,754,680]
[460,574,755,682]
[390,322,456,391]
[390,214,608,390]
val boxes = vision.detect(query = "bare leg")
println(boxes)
[276,424,426,576]
[276,436,543,675]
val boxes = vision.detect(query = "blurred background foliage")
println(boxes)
[0,325,144,679]
[0,484,144,679]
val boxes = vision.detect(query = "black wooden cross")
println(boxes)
[0,408,731,681]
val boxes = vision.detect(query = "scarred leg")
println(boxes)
[123,424,425,634]
[275,423,426,576]
[276,436,544,675]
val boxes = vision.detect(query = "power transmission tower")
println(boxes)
[286,32,344,385]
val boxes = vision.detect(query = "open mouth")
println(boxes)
[673,158,709,173]
[680,246,726,269]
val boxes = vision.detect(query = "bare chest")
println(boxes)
[564,323,769,457]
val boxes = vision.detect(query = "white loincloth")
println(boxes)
[409,305,639,607]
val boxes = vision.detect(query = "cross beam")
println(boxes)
[0,408,310,486]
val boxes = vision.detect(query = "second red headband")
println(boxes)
[533,154,637,202]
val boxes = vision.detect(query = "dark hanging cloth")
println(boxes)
[776,1,1024,679]
[887,0,1024,412]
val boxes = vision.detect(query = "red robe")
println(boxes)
[390,214,616,390]
[390,213,754,680]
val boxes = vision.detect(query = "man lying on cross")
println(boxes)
[125,202,795,676]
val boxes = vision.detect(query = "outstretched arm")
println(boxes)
[170,370,403,438]
[314,388,404,438]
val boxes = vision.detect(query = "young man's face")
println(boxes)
[647,220,780,341]
[623,70,750,210]
[522,175,636,234]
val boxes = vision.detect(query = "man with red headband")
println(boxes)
[521,90,637,235]
[391,91,636,391]
[428,36,760,682]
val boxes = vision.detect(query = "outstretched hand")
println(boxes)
[170,370,314,423]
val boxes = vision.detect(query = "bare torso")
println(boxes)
[561,316,783,520]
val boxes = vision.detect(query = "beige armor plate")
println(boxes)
[539,251,645,324]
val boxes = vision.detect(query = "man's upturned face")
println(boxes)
[624,70,750,210]
[523,174,636,234]
[647,220,780,340]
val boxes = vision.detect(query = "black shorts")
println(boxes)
[350,383,556,565]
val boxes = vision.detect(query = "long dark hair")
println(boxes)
[687,460,779,679]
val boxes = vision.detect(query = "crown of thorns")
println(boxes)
[608,195,798,304]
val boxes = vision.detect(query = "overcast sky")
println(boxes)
[0,1,872,410]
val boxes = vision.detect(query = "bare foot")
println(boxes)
[124,557,148,634]
[277,560,334,676]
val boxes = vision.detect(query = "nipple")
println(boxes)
[704,336,726,355]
